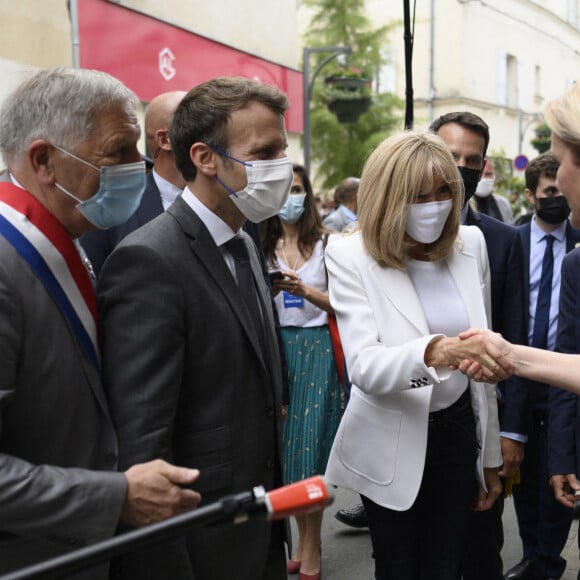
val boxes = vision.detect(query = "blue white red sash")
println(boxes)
[0,182,100,371]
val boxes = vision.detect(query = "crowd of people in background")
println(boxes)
[1,64,580,580]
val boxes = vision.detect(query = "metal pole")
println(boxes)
[0,490,264,580]
[427,0,435,123]
[302,45,352,175]
[517,108,523,156]
[518,110,543,156]
[69,0,81,68]
[403,0,414,129]
[303,48,311,175]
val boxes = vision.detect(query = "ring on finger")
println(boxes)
[481,354,496,370]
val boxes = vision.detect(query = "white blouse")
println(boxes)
[405,258,470,412]
[272,239,328,328]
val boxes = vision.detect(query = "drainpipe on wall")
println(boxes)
[428,0,435,123]
[69,0,80,68]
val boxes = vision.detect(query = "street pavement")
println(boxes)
[289,486,580,579]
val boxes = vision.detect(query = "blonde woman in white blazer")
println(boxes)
[324,131,503,580]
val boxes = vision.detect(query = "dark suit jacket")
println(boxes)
[98,197,285,579]
[80,172,164,276]
[465,208,527,433]
[81,174,289,403]
[549,248,580,476]
[517,220,580,415]
[0,177,126,578]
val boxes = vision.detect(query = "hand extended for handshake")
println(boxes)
[121,459,202,528]
[425,328,514,384]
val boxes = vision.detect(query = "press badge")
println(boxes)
[283,291,304,308]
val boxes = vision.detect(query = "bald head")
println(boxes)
[144,91,186,188]
[335,176,360,213]
[144,91,186,155]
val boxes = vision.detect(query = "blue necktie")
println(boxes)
[531,234,554,349]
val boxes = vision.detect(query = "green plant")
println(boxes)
[310,92,401,187]
[326,65,367,79]
[531,122,551,154]
[323,84,372,102]
[302,0,403,188]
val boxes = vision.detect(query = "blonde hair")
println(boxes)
[358,130,463,269]
[544,83,580,149]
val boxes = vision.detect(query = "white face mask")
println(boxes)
[213,148,293,223]
[475,177,494,198]
[405,200,453,244]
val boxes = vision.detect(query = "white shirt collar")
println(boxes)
[8,173,24,190]
[152,169,183,210]
[530,215,567,244]
[180,186,240,246]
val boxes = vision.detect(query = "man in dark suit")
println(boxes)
[0,67,200,578]
[431,111,527,580]
[81,89,290,406]
[80,90,186,275]
[508,153,577,580]
[98,77,292,579]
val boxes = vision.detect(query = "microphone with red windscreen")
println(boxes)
[0,477,334,580]
[259,475,333,520]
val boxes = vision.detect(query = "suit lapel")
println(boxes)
[565,222,580,252]
[370,263,430,335]
[446,240,488,328]
[0,174,113,420]
[137,174,165,225]
[370,236,488,333]
[518,223,531,298]
[168,198,270,374]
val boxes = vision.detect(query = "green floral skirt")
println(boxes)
[281,325,342,484]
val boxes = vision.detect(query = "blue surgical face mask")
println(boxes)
[52,145,146,230]
[278,193,306,224]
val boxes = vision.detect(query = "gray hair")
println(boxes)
[0,66,139,166]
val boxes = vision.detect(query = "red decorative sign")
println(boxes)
[77,0,303,133]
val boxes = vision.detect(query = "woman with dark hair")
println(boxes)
[261,164,341,580]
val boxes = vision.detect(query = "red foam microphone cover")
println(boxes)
[266,476,332,520]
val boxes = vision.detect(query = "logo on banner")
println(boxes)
[159,47,176,81]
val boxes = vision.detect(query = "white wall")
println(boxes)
[0,0,303,170]
[116,0,300,69]
[363,0,580,161]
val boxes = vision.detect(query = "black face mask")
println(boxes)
[457,166,482,206]
[536,196,571,225]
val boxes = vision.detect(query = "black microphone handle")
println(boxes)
[0,489,267,580]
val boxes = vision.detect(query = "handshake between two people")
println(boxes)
[425,328,514,384]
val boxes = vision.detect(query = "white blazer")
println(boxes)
[324,226,502,511]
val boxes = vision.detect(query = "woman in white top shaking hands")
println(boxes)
[324,131,505,579]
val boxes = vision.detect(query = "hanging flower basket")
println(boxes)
[323,67,372,124]
[531,122,551,154]
[325,75,370,91]
[326,97,372,123]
